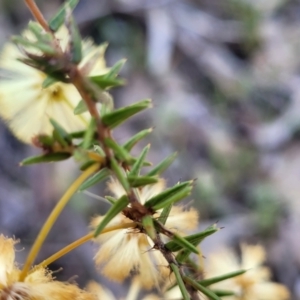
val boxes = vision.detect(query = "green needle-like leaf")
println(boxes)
[104,58,126,78]
[170,264,190,300]
[129,145,150,176]
[20,153,71,165]
[151,185,193,211]
[104,138,131,162]
[49,0,79,32]
[144,181,192,209]
[110,158,130,192]
[199,270,247,287]
[50,118,71,146]
[74,100,88,115]
[158,204,173,225]
[212,290,236,297]
[176,224,219,263]
[68,15,82,63]
[166,233,199,254]
[123,128,153,151]
[184,276,221,300]
[12,36,56,55]
[128,176,158,187]
[142,215,156,239]
[167,224,219,253]
[79,168,110,191]
[82,118,96,149]
[89,76,125,90]
[146,152,178,176]
[102,99,152,129]
[105,196,117,204]
[94,195,129,236]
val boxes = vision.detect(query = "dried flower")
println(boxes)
[91,178,199,289]
[205,244,290,300]
[0,235,95,300]
[0,23,108,143]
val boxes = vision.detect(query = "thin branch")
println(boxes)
[24,0,51,32]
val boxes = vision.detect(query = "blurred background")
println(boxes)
[1,0,300,298]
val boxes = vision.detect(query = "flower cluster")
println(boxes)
[91,178,199,289]
[0,1,293,300]
[0,23,108,143]
[205,244,290,300]
[0,235,95,300]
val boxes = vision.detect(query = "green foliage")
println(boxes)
[49,0,79,32]
[144,181,194,210]
[94,195,129,236]
[123,128,153,151]
[20,152,71,165]
[74,100,88,115]
[171,264,190,300]
[167,224,219,253]
[102,99,152,128]
[79,168,110,191]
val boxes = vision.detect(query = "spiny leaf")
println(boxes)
[144,181,193,209]
[145,181,193,210]
[74,100,88,115]
[128,175,158,187]
[79,168,110,191]
[158,204,173,225]
[110,158,130,192]
[168,224,219,253]
[165,233,199,254]
[49,0,79,32]
[20,152,70,165]
[68,15,82,63]
[170,264,190,300]
[213,290,235,297]
[199,270,247,287]
[183,276,221,300]
[89,76,125,90]
[82,118,96,149]
[94,195,129,236]
[102,99,152,129]
[11,36,56,55]
[104,58,126,79]
[104,138,131,161]
[123,128,153,151]
[142,215,156,239]
[105,196,117,204]
[146,152,177,176]
[50,118,71,146]
[129,144,150,176]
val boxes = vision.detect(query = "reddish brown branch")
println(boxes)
[24,0,51,32]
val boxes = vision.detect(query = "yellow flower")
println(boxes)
[91,178,199,289]
[0,23,108,143]
[0,235,96,300]
[205,244,290,300]
[87,278,160,300]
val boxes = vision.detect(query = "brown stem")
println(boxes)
[24,0,51,32]
[68,67,112,161]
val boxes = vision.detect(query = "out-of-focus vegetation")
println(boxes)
[0,0,299,298]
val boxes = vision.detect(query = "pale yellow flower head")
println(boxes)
[87,278,160,300]
[205,244,290,300]
[0,235,96,300]
[0,22,108,143]
[91,178,199,289]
